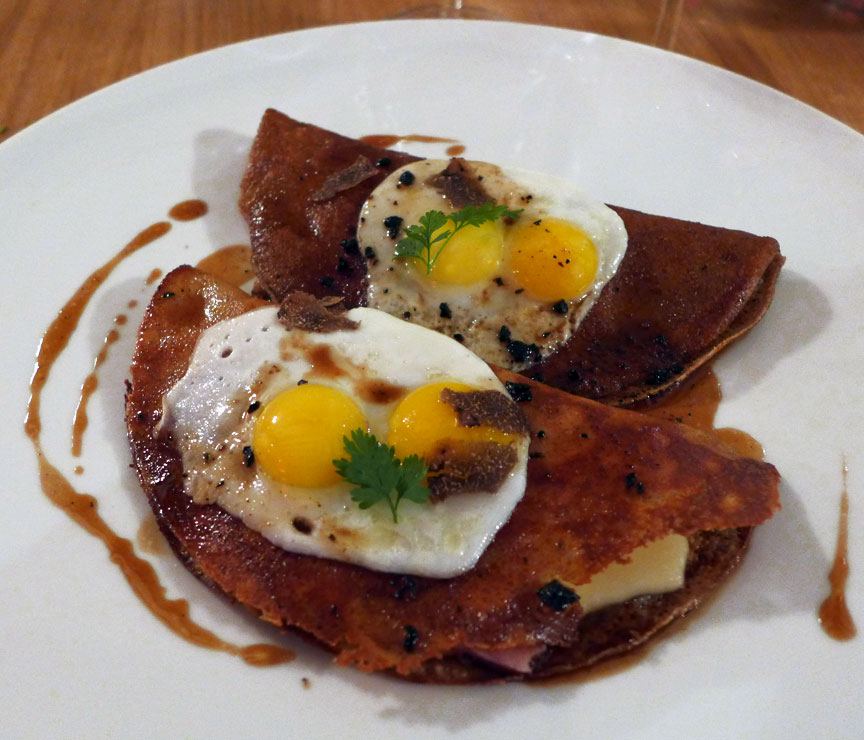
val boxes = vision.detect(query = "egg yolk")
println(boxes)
[505,217,598,301]
[387,381,516,461]
[426,219,505,285]
[253,384,367,488]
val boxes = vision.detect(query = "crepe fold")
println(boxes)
[126,267,779,681]
[239,109,783,406]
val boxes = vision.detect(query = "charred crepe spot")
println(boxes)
[551,300,568,315]
[375,157,391,168]
[403,625,420,653]
[403,311,411,319]
[398,171,415,186]
[215,480,225,488]
[625,471,646,495]
[533,219,542,226]
[493,277,505,286]
[242,446,255,468]
[135,411,146,423]
[514,288,525,295]
[580,432,590,439]
[646,363,685,386]
[341,237,360,256]
[298,379,308,386]
[453,333,464,343]
[162,291,175,299]
[327,533,336,542]
[247,400,261,413]
[383,215,403,239]
[537,430,546,439]
[498,325,511,343]
[320,276,334,288]
[439,302,452,319]
[427,441,516,500]
[506,340,540,363]
[301,677,311,689]
[441,388,529,434]
[292,517,313,535]
[364,246,377,261]
[538,580,580,612]
[220,347,232,358]
[529,452,545,459]
[504,381,533,403]
[390,575,419,602]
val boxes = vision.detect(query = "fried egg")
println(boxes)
[358,159,627,370]
[161,305,530,578]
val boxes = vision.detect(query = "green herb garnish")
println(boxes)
[394,202,522,274]
[333,429,430,523]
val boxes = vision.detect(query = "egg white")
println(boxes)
[359,159,627,370]
[161,306,530,578]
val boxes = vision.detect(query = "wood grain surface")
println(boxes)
[0,0,862,139]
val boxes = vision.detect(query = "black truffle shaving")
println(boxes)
[537,580,579,612]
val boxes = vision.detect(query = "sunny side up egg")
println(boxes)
[358,159,628,370]
[160,305,531,578]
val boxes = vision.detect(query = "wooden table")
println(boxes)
[1,0,862,137]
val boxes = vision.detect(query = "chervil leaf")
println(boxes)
[393,202,522,274]
[333,429,430,523]
[397,455,431,504]
[449,203,522,230]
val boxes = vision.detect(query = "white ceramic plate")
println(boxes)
[2,20,862,740]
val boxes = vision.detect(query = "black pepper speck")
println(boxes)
[242,446,255,468]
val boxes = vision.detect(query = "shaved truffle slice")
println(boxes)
[239,110,784,406]
[126,268,780,680]
[311,155,377,202]
[440,388,529,435]
[427,440,517,500]
[427,157,491,208]
[276,291,358,333]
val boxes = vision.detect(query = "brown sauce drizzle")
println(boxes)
[356,378,406,405]
[73,465,84,476]
[71,327,120,456]
[644,369,764,460]
[145,268,163,285]
[307,344,345,378]
[127,299,138,309]
[446,144,466,156]
[168,199,208,221]
[25,219,293,667]
[360,133,460,149]
[819,460,856,640]
[196,245,253,288]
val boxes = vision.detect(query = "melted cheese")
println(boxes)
[578,534,689,613]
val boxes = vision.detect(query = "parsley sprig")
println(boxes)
[333,429,430,523]
[394,202,522,274]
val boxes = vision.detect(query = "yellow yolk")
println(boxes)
[387,380,516,461]
[426,220,504,285]
[505,217,599,301]
[253,384,367,488]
